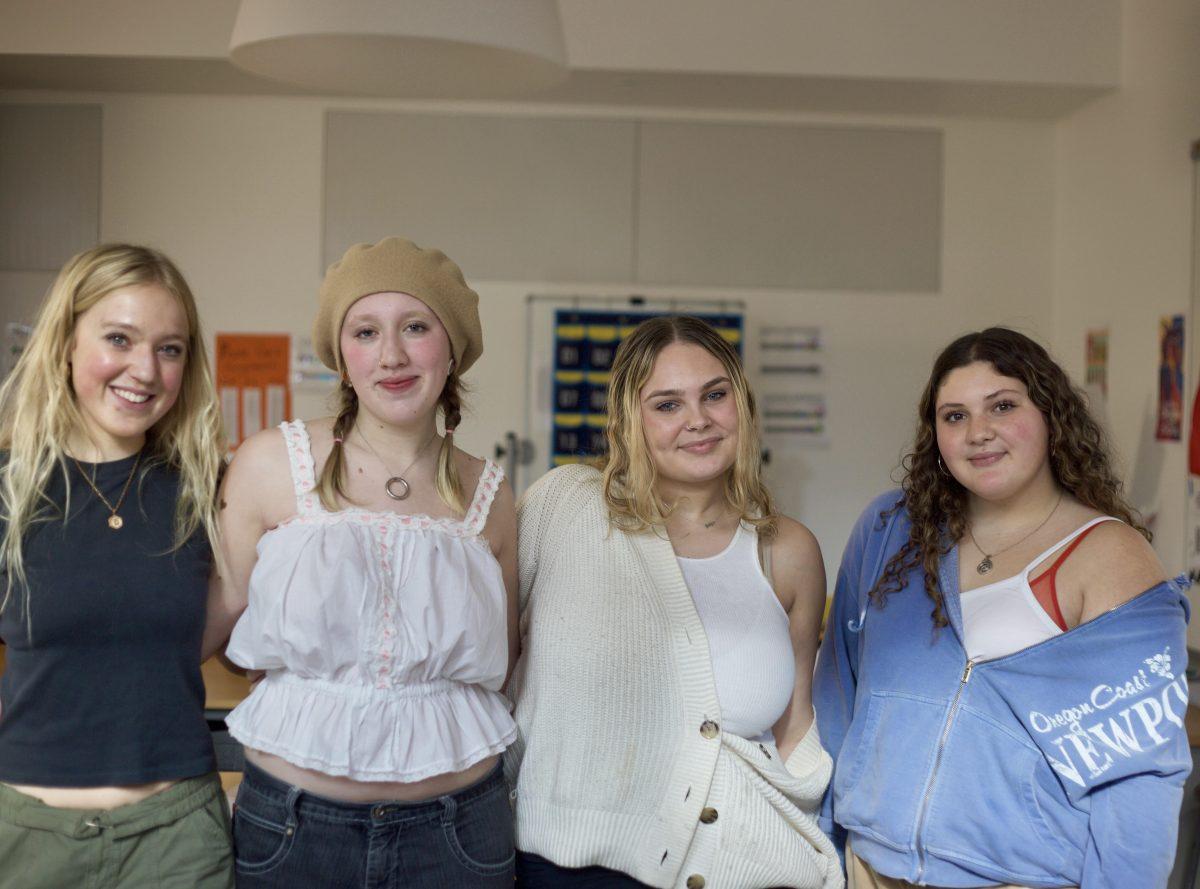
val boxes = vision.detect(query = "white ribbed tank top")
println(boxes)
[676,523,795,742]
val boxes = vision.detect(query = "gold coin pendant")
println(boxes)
[108,515,124,530]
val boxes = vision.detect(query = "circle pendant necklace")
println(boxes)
[356,427,439,501]
[72,449,144,530]
[966,493,1062,575]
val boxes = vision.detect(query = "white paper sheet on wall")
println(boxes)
[266,385,287,429]
[763,392,828,446]
[758,325,828,449]
[220,387,239,450]
[241,388,263,441]
[291,335,338,390]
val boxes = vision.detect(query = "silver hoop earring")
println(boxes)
[937,455,949,476]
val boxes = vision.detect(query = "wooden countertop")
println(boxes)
[201,658,252,710]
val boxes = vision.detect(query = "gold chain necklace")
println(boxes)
[72,450,144,530]
[355,427,439,501]
[966,493,1062,575]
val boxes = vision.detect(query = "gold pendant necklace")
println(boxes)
[72,450,144,530]
[966,493,1062,575]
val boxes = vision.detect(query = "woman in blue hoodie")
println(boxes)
[814,327,1190,889]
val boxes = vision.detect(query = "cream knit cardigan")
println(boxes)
[505,464,843,889]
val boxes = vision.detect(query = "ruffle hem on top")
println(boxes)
[225,673,517,783]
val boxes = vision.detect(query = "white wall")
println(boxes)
[0,88,1056,581]
[561,0,1119,86]
[1051,0,1200,639]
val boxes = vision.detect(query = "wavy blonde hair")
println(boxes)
[600,315,776,538]
[874,327,1145,627]
[0,244,224,623]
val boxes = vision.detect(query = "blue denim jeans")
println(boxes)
[232,760,514,889]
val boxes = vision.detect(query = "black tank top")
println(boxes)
[0,452,216,785]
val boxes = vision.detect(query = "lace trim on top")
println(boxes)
[463,459,504,535]
[276,419,507,692]
[275,419,505,534]
[280,419,320,516]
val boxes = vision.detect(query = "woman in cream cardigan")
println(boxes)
[506,316,842,889]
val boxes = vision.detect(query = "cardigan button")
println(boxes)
[699,720,719,739]
[699,807,718,824]
[686,875,706,889]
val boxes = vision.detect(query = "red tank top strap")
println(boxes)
[1028,523,1105,631]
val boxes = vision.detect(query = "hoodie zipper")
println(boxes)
[913,658,975,883]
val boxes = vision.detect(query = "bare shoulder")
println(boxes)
[489,474,516,518]
[770,514,823,574]
[451,447,513,512]
[451,447,487,498]
[768,515,826,614]
[300,416,337,468]
[222,425,296,524]
[456,449,515,551]
[1076,520,1167,614]
[225,426,289,488]
[482,476,517,550]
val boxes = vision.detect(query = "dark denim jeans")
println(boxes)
[515,853,650,888]
[232,760,514,889]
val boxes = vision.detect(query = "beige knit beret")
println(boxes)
[313,237,483,374]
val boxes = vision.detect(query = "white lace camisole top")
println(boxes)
[224,419,516,783]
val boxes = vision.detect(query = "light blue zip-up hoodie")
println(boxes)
[814,491,1192,888]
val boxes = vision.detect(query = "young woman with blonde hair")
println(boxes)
[0,243,231,887]
[206,237,518,888]
[509,315,842,889]
[815,327,1189,889]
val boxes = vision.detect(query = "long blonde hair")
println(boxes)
[600,315,776,538]
[0,244,224,622]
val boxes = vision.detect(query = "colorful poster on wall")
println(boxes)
[216,333,292,449]
[550,309,742,467]
[1156,315,1184,442]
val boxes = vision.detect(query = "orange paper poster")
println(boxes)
[216,333,292,448]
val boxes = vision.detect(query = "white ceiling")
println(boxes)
[0,0,1122,119]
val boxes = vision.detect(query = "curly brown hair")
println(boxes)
[873,327,1147,627]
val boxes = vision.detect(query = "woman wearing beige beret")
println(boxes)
[206,238,519,888]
